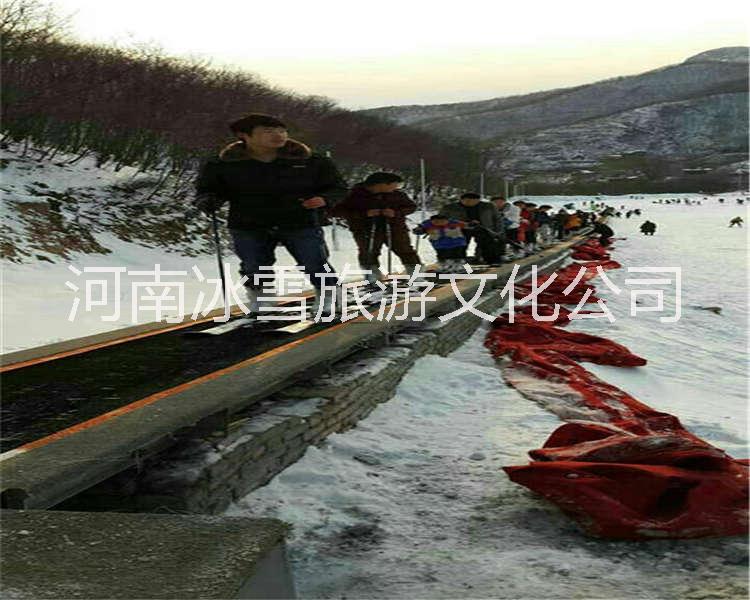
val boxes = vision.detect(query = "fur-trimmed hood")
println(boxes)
[218,138,312,161]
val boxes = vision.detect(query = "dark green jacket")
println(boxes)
[195,139,348,230]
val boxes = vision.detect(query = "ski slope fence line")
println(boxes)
[484,239,749,540]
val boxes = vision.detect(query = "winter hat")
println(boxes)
[229,113,287,135]
[364,172,404,185]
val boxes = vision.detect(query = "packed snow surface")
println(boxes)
[225,195,748,599]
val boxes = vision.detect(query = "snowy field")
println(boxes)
[224,194,749,599]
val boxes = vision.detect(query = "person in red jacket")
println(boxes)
[523,201,539,253]
[332,172,421,283]
[514,200,528,245]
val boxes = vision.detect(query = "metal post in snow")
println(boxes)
[480,172,485,200]
[325,150,341,251]
[210,210,227,308]
[420,158,427,219]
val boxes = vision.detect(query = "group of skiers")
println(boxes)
[193,113,603,314]
[653,198,702,205]
[410,196,591,271]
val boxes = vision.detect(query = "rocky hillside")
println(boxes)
[364,48,749,193]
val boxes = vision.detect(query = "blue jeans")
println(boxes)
[230,227,332,290]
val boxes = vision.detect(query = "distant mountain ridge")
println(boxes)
[362,47,749,193]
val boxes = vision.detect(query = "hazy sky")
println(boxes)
[49,0,749,109]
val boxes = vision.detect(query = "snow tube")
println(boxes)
[488,237,748,539]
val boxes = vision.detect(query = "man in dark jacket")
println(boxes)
[534,205,553,245]
[331,172,421,284]
[442,193,505,264]
[593,219,615,246]
[195,113,348,313]
[554,209,568,240]
[640,220,657,235]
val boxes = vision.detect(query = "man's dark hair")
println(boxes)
[364,172,404,186]
[491,196,506,201]
[461,192,481,200]
[229,113,287,135]
[431,213,448,220]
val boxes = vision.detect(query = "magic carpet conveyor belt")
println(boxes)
[1,314,336,452]
[0,234,589,509]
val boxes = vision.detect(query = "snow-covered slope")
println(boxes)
[364,47,749,141]
[3,142,747,594]
[363,48,749,189]
[490,92,748,172]
[0,144,212,264]
[0,143,435,352]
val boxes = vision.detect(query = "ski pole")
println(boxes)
[210,209,227,307]
[385,219,393,275]
[367,217,377,268]
[331,217,341,251]
[325,150,341,252]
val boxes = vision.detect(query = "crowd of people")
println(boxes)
[411,196,600,271]
[195,112,742,315]
[648,195,748,227]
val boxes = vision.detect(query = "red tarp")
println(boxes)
[504,305,597,326]
[504,459,748,539]
[514,262,614,305]
[486,321,647,367]
[575,259,622,271]
[489,239,748,539]
[571,239,612,261]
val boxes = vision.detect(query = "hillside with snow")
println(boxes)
[0,142,437,351]
[364,48,749,192]
[0,144,212,264]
